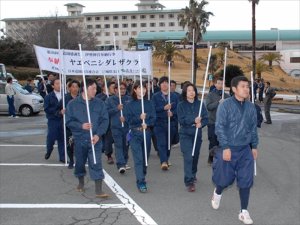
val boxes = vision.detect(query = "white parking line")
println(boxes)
[0,204,126,209]
[0,163,158,225]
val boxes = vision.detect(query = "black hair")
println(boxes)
[131,81,147,100]
[68,80,81,88]
[51,78,60,86]
[216,77,223,82]
[107,81,116,88]
[153,77,158,82]
[170,80,177,85]
[266,81,270,85]
[6,76,12,83]
[181,83,198,101]
[158,76,169,86]
[231,76,249,88]
[80,79,97,92]
[180,81,191,89]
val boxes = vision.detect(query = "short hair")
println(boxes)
[231,76,249,88]
[153,77,158,83]
[266,81,270,85]
[216,77,223,82]
[51,78,60,86]
[27,78,32,82]
[107,81,116,88]
[158,76,169,86]
[80,79,97,92]
[6,76,12,83]
[181,83,198,101]
[170,80,177,85]
[68,80,80,88]
[131,81,147,100]
[115,81,127,89]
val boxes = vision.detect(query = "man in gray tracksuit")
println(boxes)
[205,77,229,164]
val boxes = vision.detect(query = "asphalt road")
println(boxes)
[0,110,299,225]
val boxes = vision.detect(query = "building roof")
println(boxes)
[83,9,180,16]
[64,3,85,7]
[136,30,300,42]
[2,16,83,22]
[202,30,300,42]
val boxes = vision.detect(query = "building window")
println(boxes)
[105,32,110,36]
[141,23,147,27]
[105,41,110,44]
[168,14,174,18]
[131,15,136,19]
[140,15,146,19]
[96,32,101,36]
[159,14,164,19]
[87,17,92,21]
[113,16,118,20]
[122,24,128,28]
[122,31,129,36]
[159,22,165,27]
[122,16,127,19]
[290,57,300,63]
[131,23,137,28]
[113,24,119,28]
[169,22,175,26]
[150,15,155,19]
[104,16,109,20]
[104,24,110,28]
[131,31,137,35]
[95,17,100,20]
[96,24,101,29]
[87,25,93,29]
[150,23,156,27]
[115,32,119,36]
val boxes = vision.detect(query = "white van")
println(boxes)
[0,82,44,116]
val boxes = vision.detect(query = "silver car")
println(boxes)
[0,82,44,116]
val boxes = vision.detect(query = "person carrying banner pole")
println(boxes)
[168,61,171,152]
[192,46,212,156]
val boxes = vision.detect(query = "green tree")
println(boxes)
[152,42,187,65]
[0,36,34,66]
[128,37,137,49]
[259,52,282,68]
[256,61,269,79]
[249,0,260,79]
[178,0,213,84]
[218,64,244,88]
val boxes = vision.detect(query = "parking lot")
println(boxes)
[0,111,299,225]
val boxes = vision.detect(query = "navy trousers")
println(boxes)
[111,128,129,169]
[46,119,65,161]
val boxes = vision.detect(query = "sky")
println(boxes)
[0,0,300,31]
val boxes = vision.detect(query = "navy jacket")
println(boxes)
[124,99,156,129]
[66,95,109,140]
[106,95,132,129]
[152,91,178,125]
[177,99,208,137]
[215,96,259,150]
[44,92,63,120]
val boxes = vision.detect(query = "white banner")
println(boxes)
[34,45,152,76]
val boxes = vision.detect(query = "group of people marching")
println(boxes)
[43,74,259,225]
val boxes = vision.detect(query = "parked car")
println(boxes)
[0,82,44,116]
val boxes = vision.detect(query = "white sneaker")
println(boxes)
[211,188,222,209]
[14,116,19,118]
[125,164,131,170]
[119,167,126,174]
[238,210,253,224]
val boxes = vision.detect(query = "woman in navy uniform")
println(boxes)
[152,76,178,170]
[177,83,208,192]
[106,82,131,173]
[124,81,156,193]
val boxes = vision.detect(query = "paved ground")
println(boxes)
[0,109,299,225]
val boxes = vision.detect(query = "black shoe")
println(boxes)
[45,152,51,160]
[264,121,272,124]
[68,163,74,169]
[59,159,65,163]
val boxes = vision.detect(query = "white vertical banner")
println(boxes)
[222,47,228,100]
